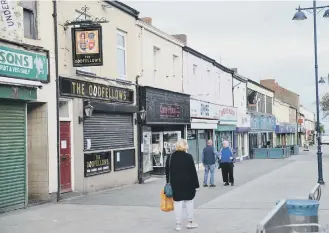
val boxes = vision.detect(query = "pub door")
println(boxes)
[60,121,72,193]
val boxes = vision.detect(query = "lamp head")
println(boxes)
[319,77,326,84]
[292,7,307,20]
[323,8,329,18]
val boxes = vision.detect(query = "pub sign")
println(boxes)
[84,151,111,177]
[72,25,103,67]
[59,77,134,104]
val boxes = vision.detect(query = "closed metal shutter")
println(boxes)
[0,101,26,213]
[84,112,134,151]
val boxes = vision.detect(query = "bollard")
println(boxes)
[286,199,320,232]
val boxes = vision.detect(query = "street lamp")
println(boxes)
[292,0,329,185]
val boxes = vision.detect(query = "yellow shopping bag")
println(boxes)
[160,189,174,212]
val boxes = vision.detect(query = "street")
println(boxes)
[1,148,329,233]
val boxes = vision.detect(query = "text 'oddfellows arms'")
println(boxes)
[59,77,134,104]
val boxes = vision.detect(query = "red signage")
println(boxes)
[160,104,181,118]
[220,107,236,116]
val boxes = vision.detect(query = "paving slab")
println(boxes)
[1,149,328,233]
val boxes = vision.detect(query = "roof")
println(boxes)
[105,1,140,19]
[183,46,234,74]
[247,79,274,93]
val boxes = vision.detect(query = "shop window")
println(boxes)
[113,149,135,171]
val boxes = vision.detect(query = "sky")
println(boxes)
[124,0,329,124]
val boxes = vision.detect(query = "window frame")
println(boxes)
[22,1,37,39]
[116,29,127,79]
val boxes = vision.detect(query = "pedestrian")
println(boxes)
[202,139,218,187]
[219,140,235,186]
[165,139,199,231]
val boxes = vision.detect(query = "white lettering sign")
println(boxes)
[0,0,17,31]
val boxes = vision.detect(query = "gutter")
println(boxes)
[52,0,61,201]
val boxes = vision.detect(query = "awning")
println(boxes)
[190,118,218,129]
[0,77,39,101]
[0,76,43,88]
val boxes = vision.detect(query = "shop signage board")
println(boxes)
[0,0,17,31]
[0,45,49,81]
[141,87,190,124]
[190,99,219,119]
[218,105,238,122]
[84,151,111,177]
[59,77,134,104]
[275,123,297,134]
[250,112,276,132]
[72,25,103,67]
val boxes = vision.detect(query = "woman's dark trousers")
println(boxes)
[221,162,234,184]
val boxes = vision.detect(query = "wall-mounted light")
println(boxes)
[78,100,94,124]
[139,107,146,122]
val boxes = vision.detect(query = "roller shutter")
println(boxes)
[0,101,26,213]
[84,112,134,151]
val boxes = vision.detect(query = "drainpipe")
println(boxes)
[52,0,61,201]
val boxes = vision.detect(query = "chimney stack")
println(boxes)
[140,17,152,25]
[172,34,187,44]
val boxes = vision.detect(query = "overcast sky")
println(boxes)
[124,0,329,121]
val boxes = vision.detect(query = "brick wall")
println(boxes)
[260,79,299,109]
[27,103,49,201]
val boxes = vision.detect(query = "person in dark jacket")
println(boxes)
[219,140,235,186]
[165,139,200,231]
[202,140,218,187]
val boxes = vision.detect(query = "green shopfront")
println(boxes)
[0,44,48,213]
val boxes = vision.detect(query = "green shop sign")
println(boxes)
[0,45,49,82]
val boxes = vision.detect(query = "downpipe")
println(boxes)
[52,0,61,201]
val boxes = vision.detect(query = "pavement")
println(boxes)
[1,147,329,233]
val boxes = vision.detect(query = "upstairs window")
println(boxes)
[22,1,37,39]
[117,30,127,79]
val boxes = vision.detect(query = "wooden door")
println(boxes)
[60,121,72,193]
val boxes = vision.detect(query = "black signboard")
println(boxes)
[59,77,134,104]
[72,25,103,67]
[141,86,190,124]
[84,151,111,177]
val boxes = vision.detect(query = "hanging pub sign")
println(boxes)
[71,25,103,67]
[59,77,134,104]
[84,151,111,177]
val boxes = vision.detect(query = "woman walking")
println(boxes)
[219,140,235,186]
[165,139,200,231]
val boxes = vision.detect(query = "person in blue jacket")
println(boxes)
[219,140,235,186]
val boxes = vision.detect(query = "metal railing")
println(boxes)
[256,183,323,233]
[309,183,321,201]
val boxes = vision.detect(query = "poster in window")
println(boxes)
[72,25,103,67]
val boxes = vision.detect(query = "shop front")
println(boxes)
[275,123,297,146]
[216,106,238,150]
[0,43,52,212]
[139,86,190,175]
[59,77,137,193]
[248,112,276,158]
[188,99,219,165]
[235,113,251,160]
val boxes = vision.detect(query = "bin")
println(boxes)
[286,199,319,232]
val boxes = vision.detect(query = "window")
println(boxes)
[257,93,265,113]
[173,55,178,77]
[117,30,127,79]
[266,96,273,114]
[193,64,197,75]
[22,1,37,39]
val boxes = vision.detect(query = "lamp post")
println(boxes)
[292,0,329,185]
